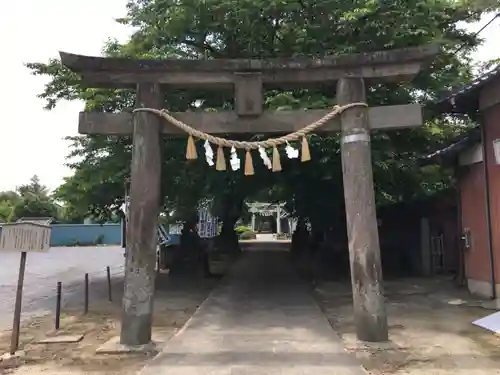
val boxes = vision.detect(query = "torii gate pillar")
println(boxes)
[338,78,387,342]
[121,83,162,345]
[276,205,282,235]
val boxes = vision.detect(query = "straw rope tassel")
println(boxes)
[244,149,254,176]
[301,136,311,162]
[186,135,198,160]
[272,146,282,172]
[216,145,226,171]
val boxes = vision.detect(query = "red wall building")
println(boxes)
[431,66,500,298]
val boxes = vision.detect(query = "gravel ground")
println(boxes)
[314,278,500,375]
[0,246,125,331]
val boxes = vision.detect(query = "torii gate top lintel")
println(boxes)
[61,44,438,137]
[59,44,438,88]
[246,202,287,216]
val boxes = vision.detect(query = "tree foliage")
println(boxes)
[26,1,500,230]
[0,176,61,222]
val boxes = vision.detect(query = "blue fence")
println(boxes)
[50,223,122,247]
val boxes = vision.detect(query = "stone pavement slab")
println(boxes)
[34,334,84,344]
[138,250,366,375]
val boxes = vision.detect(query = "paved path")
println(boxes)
[255,233,276,241]
[0,246,125,330]
[139,249,366,375]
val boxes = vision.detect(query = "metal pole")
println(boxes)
[480,119,496,299]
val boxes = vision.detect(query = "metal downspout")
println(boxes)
[454,170,465,286]
[480,118,496,299]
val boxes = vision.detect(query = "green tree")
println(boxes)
[26,1,500,233]
[0,191,19,222]
[17,175,49,198]
[10,195,59,221]
[1,176,61,222]
[477,57,500,74]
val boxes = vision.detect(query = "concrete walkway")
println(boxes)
[139,249,366,375]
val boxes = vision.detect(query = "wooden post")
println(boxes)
[337,77,388,342]
[84,273,89,314]
[10,251,27,354]
[106,266,113,302]
[55,281,62,330]
[120,82,162,346]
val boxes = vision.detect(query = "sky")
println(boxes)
[0,3,498,192]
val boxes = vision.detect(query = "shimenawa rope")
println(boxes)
[133,102,367,175]
[134,102,367,149]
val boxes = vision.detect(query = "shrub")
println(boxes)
[276,233,290,240]
[94,233,105,245]
[235,225,252,235]
[239,230,256,240]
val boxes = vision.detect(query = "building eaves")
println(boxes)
[420,127,481,166]
[436,64,500,114]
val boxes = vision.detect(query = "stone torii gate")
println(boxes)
[246,202,287,233]
[60,44,438,346]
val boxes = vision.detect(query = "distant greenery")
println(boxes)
[0,175,60,222]
[0,175,117,224]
